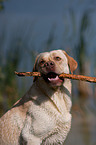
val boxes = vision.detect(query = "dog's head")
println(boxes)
[33,50,77,87]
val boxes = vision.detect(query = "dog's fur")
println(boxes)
[0,50,77,145]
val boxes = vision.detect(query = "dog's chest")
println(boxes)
[26,92,71,139]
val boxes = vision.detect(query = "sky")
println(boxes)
[3,0,95,14]
[4,0,64,14]
[0,0,96,58]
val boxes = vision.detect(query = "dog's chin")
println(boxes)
[42,72,64,87]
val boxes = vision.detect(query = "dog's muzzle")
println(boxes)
[40,61,64,86]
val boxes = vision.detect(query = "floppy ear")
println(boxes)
[32,55,39,82]
[63,51,78,74]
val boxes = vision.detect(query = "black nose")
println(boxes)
[44,61,55,69]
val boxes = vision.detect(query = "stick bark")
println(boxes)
[14,71,96,83]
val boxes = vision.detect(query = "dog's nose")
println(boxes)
[44,61,55,69]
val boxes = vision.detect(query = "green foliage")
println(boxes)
[75,10,90,74]
[0,46,22,116]
[0,0,4,11]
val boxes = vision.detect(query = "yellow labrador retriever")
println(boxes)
[0,50,77,145]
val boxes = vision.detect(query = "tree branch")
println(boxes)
[15,71,96,83]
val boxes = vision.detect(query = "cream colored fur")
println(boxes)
[0,50,77,145]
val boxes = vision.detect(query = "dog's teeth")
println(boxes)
[48,76,58,81]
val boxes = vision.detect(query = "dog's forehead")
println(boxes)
[38,50,67,60]
[50,50,65,57]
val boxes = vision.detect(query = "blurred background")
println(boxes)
[0,0,96,145]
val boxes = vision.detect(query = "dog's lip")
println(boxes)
[42,72,64,83]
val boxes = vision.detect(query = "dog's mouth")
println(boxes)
[42,72,64,86]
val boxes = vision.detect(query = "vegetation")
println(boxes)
[0,0,4,11]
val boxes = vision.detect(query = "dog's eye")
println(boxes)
[55,56,61,61]
[40,60,45,65]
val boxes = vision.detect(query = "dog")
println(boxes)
[0,50,77,145]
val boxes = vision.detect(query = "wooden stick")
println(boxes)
[14,71,41,77]
[14,71,96,83]
[59,73,96,83]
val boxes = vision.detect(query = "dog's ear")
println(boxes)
[32,55,39,82]
[63,50,78,74]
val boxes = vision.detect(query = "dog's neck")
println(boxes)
[33,78,72,113]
